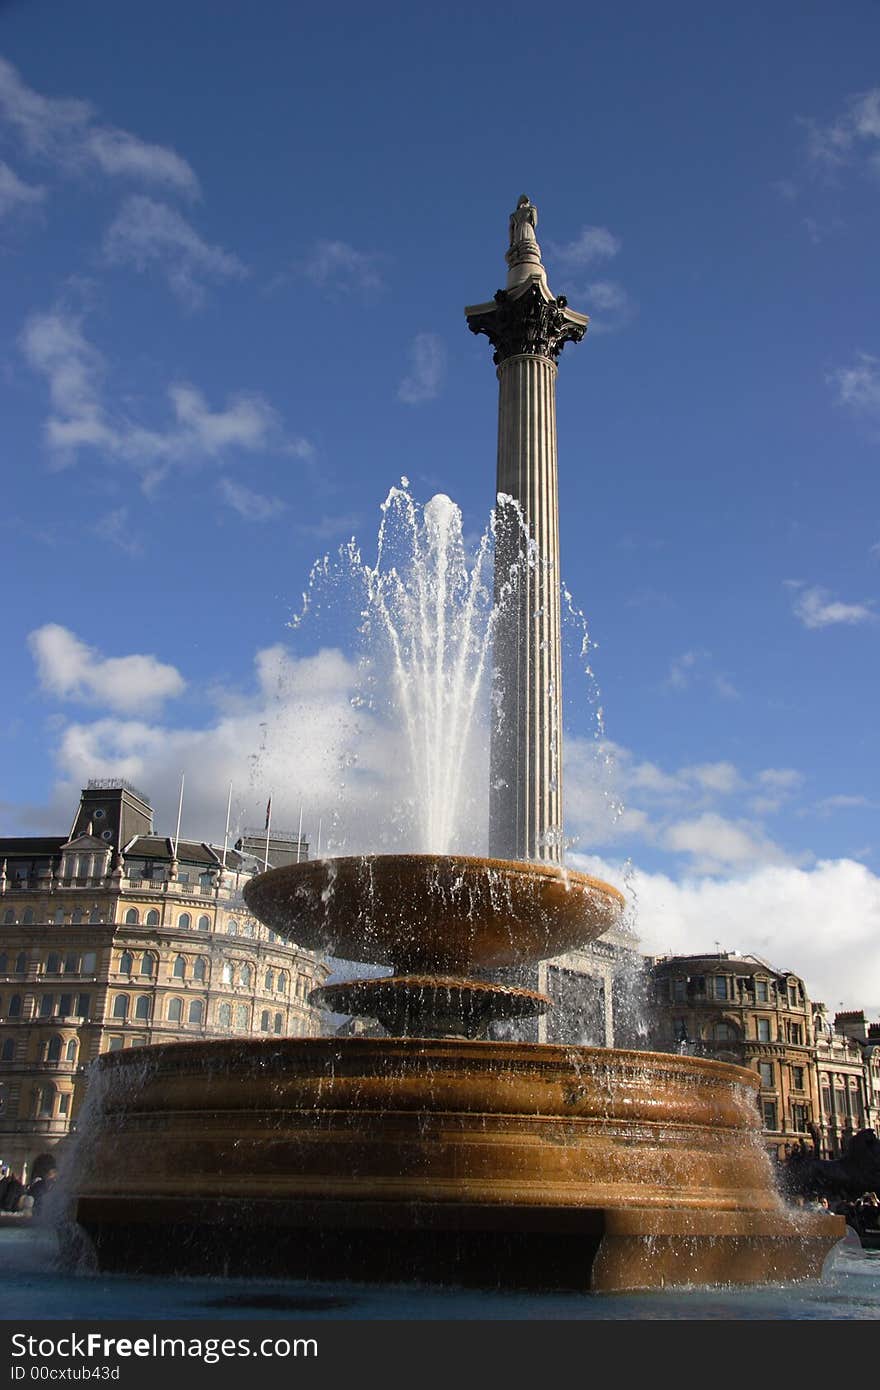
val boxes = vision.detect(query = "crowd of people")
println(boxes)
[0,1160,57,1219]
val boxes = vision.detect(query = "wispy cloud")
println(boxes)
[0,160,45,217]
[103,196,246,307]
[92,507,142,556]
[304,239,384,296]
[787,581,875,629]
[21,309,309,486]
[828,352,880,420]
[802,87,880,178]
[397,332,445,404]
[218,478,285,522]
[664,649,740,700]
[583,279,636,334]
[28,623,185,714]
[548,224,621,269]
[0,56,198,196]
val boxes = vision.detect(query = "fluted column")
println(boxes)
[466,196,587,863]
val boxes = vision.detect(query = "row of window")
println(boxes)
[663,976,803,1006]
[2,904,285,940]
[3,907,106,926]
[108,993,285,1033]
[115,950,294,993]
[16,952,98,977]
[761,1100,811,1133]
[671,1015,805,1045]
[4,993,92,1021]
[1,1036,78,1064]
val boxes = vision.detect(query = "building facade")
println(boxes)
[0,781,328,1177]
[648,952,820,1157]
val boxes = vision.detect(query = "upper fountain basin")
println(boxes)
[242,853,625,974]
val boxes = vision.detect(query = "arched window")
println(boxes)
[179,912,191,930]
[65,1038,78,1063]
[36,1085,55,1119]
[221,962,232,985]
[125,908,139,925]
[2,909,14,925]
[260,1009,270,1032]
[22,908,34,925]
[145,909,160,926]
[120,951,134,974]
[713,1022,738,1041]
[227,919,238,936]
[173,955,186,979]
[188,999,204,1025]
[14,954,26,974]
[1,1039,14,1062]
[264,969,274,992]
[234,1004,249,1030]
[71,909,83,925]
[217,1002,232,1028]
[47,1036,62,1064]
[139,953,155,978]
[89,908,101,924]
[193,958,207,983]
[277,971,287,993]
[243,921,254,938]
[46,953,61,974]
[112,995,129,1020]
[241,963,253,989]
[197,915,210,932]
[8,995,21,1018]
[81,952,96,974]
[167,998,183,1023]
[134,996,151,1021]
[273,1012,283,1034]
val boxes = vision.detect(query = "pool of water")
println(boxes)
[1,1224,879,1321]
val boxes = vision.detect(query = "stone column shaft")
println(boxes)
[491,353,562,861]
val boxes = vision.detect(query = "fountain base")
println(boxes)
[69,1037,843,1291]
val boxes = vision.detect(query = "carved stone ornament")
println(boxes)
[467,284,586,366]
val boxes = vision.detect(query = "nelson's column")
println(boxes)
[466,195,587,864]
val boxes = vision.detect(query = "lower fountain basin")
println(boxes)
[69,1037,843,1290]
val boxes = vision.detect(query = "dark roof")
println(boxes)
[0,837,66,858]
[125,837,221,866]
[651,954,789,978]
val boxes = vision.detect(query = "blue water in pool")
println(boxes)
[1,1223,878,1321]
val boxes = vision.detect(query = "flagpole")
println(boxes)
[221,782,232,870]
[173,772,185,858]
[296,804,304,863]
[264,796,272,871]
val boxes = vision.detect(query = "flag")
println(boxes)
[264,797,272,830]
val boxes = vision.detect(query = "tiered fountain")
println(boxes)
[68,199,843,1290]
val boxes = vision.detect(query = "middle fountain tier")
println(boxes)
[243,852,625,1039]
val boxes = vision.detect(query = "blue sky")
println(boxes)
[2,1,879,1009]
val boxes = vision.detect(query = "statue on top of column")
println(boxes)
[509,195,538,247]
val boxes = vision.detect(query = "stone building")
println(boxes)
[648,952,819,1157]
[0,780,328,1177]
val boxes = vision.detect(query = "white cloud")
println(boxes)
[681,762,743,795]
[397,333,445,404]
[0,56,198,196]
[44,644,418,857]
[660,811,793,876]
[828,352,880,418]
[28,624,185,714]
[103,196,246,307]
[573,853,880,1014]
[790,583,875,629]
[21,310,304,484]
[583,279,635,334]
[304,239,384,295]
[803,87,880,176]
[218,478,285,522]
[0,160,45,216]
[548,225,621,269]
